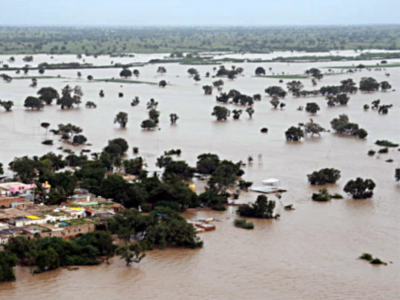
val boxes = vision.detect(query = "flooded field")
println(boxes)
[1,51,399,300]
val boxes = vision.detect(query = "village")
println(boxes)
[0,180,217,247]
[0,181,126,245]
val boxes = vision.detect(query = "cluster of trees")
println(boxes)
[307,168,376,199]
[141,100,161,130]
[3,231,114,280]
[216,89,254,106]
[50,123,87,145]
[366,99,393,114]
[331,114,368,139]
[265,86,287,98]
[216,65,242,80]
[326,94,350,107]
[119,67,140,78]
[359,77,391,92]
[212,105,254,121]
[236,195,277,219]
[305,68,323,79]
[108,207,203,250]
[23,85,84,111]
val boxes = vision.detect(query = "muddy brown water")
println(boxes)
[0,51,399,300]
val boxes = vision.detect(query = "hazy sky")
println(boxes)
[1,0,399,26]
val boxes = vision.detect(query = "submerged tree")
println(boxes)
[285,126,304,141]
[307,168,341,185]
[203,85,213,95]
[302,119,325,136]
[246,107,255,118]
[116,244,146,266]
[114,112,128,128]
[255,67,266,76]
[37,87,59,105]
[212,106,230,121]
[40,122,50,136]
[120,68,132,78]
[213,80,224,91]
[170,113,179,124]
[236,195,277,219]
[232,109,243,120]
[265,86,287,98]
[270,97,280,109]
[157,66,167,75]
[305,102,320,114]
[85,101,97,108]
[141,119,157,130]
[0,100,14,111]
[24,96,44,110]
[359,77,380,92]
[344,178,376,199]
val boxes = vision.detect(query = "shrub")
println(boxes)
[378,147,388,154]
[312,188,331,201]
[42,140,53,145]
[330,193,343,199]
[234,219,254,230]
[260,128,268,133]
[368,150,376,156]
[359,253,373,261]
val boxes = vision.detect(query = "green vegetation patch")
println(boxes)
[255,74,309,79]
[94,78,158,85]
[234,219,254,230]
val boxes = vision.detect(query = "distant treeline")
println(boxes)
[0,26,399,54]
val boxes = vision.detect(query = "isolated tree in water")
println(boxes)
[141,119,157,130]
[203,85,213,95]
[246,107,255,118]
[307,168,341,185]
[255,67,266,76]
[114,112,128,128]
[213,80,224,91]
[270,97,280,109]
[305,102,320,114]
[285,126,304,141]
[120,68,132,78]
[37,87,59,105]
[301,119,325,137]
[40,122,50,136]
[24,96,44,110]
[170,113,179,124]
[344,178,376,199]
[212,106,230,121]
[157,66,166,75]
[232,109,242,120]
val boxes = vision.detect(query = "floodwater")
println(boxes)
[0,51,399,300]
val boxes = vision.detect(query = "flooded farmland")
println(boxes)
[1,51,399,300]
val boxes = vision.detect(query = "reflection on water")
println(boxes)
[0,52,399,300]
